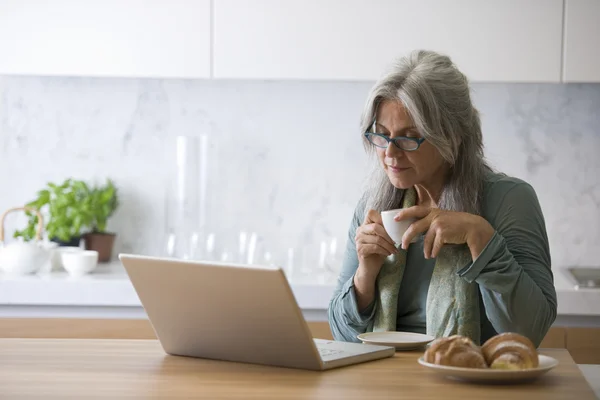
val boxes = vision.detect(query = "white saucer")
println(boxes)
[418,354,559,384]
[357,331,435,350]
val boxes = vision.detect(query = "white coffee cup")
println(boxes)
[381,209,417,245]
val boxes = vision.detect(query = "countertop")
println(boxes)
[0,340,596,399]
[0,261,333,319]
[1,261,600,321]
[579,365,600,398]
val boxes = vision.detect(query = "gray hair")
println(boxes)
[360,50,492,215]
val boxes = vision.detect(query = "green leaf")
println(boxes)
[101,188,114,203]
[59,179,72,190]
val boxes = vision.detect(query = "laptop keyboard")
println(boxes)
[318,348,344,358]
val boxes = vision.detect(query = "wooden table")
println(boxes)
[0,339,596,399]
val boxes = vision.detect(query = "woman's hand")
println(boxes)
[395,206,495,260]
[353,209,398,311]
[355,210,399,276]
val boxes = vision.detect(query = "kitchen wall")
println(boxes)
[1,76,599,283]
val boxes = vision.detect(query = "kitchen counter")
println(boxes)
[0,262,334,320]
[1,262,600,324]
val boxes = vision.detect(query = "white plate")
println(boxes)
[418,354,559,384]
[357,331,435,350]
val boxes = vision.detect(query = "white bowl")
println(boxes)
[61,250,98,277]
[50,246,82,271]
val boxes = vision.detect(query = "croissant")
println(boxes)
[424,335,488,369]
[481,332,539,370]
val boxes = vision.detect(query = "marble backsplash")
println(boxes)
[0,76,599,283]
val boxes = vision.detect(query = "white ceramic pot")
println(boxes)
[0,207,51,275]
[0,241,51,275]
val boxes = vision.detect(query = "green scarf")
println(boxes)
[369,187,481,344]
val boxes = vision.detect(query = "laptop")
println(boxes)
[119,253,395,370]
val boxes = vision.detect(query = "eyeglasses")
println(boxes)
[364,119,426,151]
[364,132,426,152]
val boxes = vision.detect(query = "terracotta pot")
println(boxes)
[83,232,116,263]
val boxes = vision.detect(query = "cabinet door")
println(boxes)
[213,0,563,82]
[564,0,600,82]
[0,0,211,78]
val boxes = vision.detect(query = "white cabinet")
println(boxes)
[213,0,563,82]
[563,0,600,82]
[0,0,211,79]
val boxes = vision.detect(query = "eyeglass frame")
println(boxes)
[363,120,426,152]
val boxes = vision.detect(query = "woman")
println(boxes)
[327,50,557,347]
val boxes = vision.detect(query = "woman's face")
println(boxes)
[374,100,447,190]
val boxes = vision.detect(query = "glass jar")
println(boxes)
[163,135,210,260]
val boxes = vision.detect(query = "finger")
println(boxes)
[401,217,431,250]
[354,225,364,241]
[378,225,398,250]
[357,242,393,258]
[363,209,383,225]
[356,233,398,255]
[423,226,437,260]
[360,223,396,248]
[431,229,445,259]
[394,206,431,222]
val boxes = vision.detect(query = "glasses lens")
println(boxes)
[395,138,419,151]
[366,133,388,148]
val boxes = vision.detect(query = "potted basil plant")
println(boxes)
[14,179,93,247]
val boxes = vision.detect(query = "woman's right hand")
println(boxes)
[354,209,398,280]
[353,209,398,311]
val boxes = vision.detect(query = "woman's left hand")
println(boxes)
[394,206,495,260]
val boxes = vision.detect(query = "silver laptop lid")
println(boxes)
[119,254,323,370]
